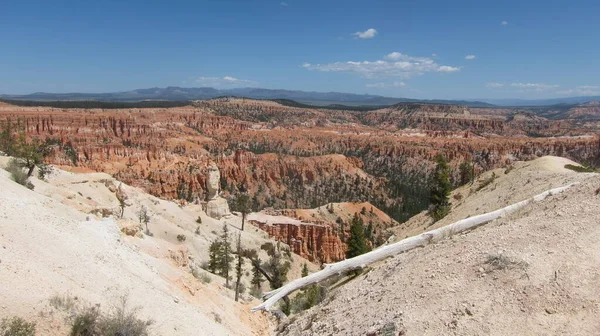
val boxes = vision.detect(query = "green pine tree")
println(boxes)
[218,224,233,286]
[346,213,370,259]
[301,263,309,277]
[235,194,251,231]
[208,240,221,274]
[429,154,452,220]
[250,258,264,290]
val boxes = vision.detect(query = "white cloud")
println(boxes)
[353,28,377,39]
[557,86,600,96]
[510,83,559,92]
[465,55,476,60]
[195,76,258,87]
[486,82,505,88]
[302,52,460,79]
[431,53,438,57]
[365,82,406,89]
[280,2,288,6]
[501,20,508,25]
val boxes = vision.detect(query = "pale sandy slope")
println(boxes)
[280,156,600,335]
[0,160,280,335]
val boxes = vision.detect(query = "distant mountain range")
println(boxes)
[482,97,600,106]
[1,86,598,108]
[0,87,494,108]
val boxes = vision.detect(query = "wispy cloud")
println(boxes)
[486,82,505,88]
[557,86,600,96]
[501,20,508,25]
[465,55,476,60]
[353,28,377,39]
[195,76,258,87]
[510,83,559,92]
[302,52,460,79]
[280,2,288,6]
[365,82,406,89]
[431,53,438,57]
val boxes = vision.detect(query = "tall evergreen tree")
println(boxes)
[208,240,221,274]
[346,213,370,259]
[459,161,475,186]
[429,154,452,220]
[265,253,290,290]
[235,194,251,231]
[218,224,233,286]
[250,257,264,290]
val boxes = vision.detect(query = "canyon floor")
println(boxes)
[279,156,600,335]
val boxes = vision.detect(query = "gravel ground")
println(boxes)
[279,157,600,336]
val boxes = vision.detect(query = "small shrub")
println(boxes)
[176,234,186,242]
[483,254,527,272]
[250,287,263,299]
[5,159,34,190]
[97,296,152,336]
[37,163,53,180]
[379,322,397,336]
[195,226,201,235]
[195,216,202,224]
[453,193,463,201]
[429,204,450,222]
[564,164,594,173]
[212,313,222,324]
[70,307,100,336]
[50,294,78,312]
[504,165,514,174]
[0,316,36,336]
[191,267,212,284]
[476,172,496,191]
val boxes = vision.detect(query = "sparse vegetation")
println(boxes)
[0,316,36,336]
[176,234,186,242]
[483,254,528,273]
[5,158,34,190]
[76,297,152,336]
[564,164,595,173]
[476,172,497,192]
[50,294,78,312]
[136,205,151,235]
[191,266,212,284]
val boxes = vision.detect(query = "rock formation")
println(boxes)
[204,161,231,219]
[1,100,599,224]
[248,218,345,263]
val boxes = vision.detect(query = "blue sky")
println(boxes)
[1,0,599,99]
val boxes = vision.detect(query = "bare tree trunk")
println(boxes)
[251,183,576,313]
[27,164,35,177]
[241,213,246,231]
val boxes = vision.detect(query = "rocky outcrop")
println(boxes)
[203,161,230,219]
[249,219,345,263]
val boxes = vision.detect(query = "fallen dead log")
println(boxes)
[251,183,576,312]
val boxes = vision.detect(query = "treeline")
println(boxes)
[0,99,191,109]
[271,99,386,112]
